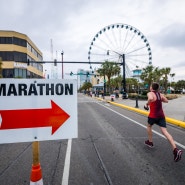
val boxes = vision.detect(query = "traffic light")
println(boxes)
[70,71,73,76]
[86,72,89,77]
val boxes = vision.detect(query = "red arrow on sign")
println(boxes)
[0,100,70,135]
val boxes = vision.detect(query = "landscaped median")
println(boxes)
[95,97,185,129]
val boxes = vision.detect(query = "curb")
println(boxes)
[96,97,185,129]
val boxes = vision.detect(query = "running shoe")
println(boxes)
[144,140,154,148]
[173,148,183,162]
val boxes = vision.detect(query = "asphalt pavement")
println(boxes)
[95,94,185,122]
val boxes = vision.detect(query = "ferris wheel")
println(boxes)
[88,23,152,78]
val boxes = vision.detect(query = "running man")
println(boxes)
[144,82,183,162]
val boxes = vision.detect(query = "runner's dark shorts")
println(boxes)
[148,117,166,128]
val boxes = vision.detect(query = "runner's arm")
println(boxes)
[146,92,154,106]
[161,94,168,103]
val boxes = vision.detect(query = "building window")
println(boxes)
[14,68,27,78]
[2,69,14,78]
[0,37,12,44]
[0,51,14,61]
[14,68,19,77]
[0,36,27,47]
[14,51,27,62]
[0,51,27,62]
[12,37,27,47]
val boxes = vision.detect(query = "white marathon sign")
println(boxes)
[0,79,77,144]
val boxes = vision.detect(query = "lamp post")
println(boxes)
[103,74,106,98]
[61,51,64,79]
[121,54,126,93]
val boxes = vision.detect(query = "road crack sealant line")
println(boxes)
[90,135,113,185]
[50,141,63,185]
[0,143,32,177]
[95,97,185,129]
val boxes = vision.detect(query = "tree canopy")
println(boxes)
[97,60,120,91]
[140,65,175,93]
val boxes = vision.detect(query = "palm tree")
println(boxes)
[140,65,155,90]
[114,75,123,89]
[126,78,138,93]
[169,73,175,84]
[176,80,185,92]
[160,67,171,93]
[140,65,176,94]
[97,60,120,93]
[153,67,163,83]
[79,82,92,91]
[109,75,122,92]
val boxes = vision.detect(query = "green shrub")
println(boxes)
[165,94,178,100]
[141,90,148,96]
[128,93,147,100]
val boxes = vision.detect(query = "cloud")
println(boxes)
[1,0,185,80]
[152,23,185,50]
[172,60,185,68]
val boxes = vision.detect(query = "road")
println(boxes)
[0,93,185,185]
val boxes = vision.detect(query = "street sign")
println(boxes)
[0,79,77,144]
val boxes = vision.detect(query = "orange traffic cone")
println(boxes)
[30,163,43,185]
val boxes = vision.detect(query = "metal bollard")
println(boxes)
[135,96,139,108]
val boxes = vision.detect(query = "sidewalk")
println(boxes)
[101,95,185,122]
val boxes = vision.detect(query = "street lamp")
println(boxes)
[103,74,106,97]
[121,54,126,93]
[61,51,64,79]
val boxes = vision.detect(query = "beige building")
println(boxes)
[0,30,43,78]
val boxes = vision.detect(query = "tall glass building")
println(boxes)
[77,69,91,89]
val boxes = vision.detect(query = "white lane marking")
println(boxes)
[97,102,185,150]
[61,139,72,185]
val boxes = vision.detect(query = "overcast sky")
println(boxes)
[1,0,185,81]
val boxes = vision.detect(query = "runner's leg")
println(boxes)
[160,127,176,150]
[147,124,153,142]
